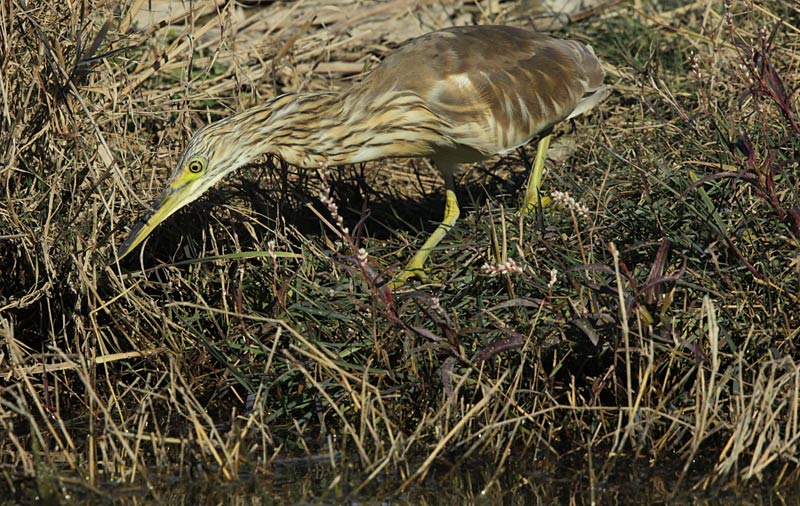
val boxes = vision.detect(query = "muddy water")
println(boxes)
[22,456,795,505]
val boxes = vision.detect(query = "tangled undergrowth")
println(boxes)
[1,0,798,501]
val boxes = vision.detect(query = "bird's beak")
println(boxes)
[116,182,192,260]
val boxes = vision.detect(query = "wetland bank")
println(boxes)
[1,0,798,502]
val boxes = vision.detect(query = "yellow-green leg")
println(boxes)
[393,187,460,287]
[521,134,553,212]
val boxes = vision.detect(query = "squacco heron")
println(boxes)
[117,25,606,284]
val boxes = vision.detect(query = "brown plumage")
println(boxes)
[117,25,606,284]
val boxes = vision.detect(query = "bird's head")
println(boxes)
[116,123,257,260]
[115,92,336,260]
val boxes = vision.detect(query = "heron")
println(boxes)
[117,25,606,285]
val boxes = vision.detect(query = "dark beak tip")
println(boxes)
[115,183,184,261]
[116,219,148,260]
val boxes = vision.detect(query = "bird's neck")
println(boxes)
[232,89,452,168]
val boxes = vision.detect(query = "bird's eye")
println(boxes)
[187,158,205,174]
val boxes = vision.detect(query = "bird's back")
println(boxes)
[351,25,605,164]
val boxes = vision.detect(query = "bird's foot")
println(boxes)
[389,266,429,290]
[518,195,552,216]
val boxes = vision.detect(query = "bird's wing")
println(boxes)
[360,25,605,157]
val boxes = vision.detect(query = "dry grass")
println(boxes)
[1,0,799,501]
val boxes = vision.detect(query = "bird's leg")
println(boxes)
[521,134,553,212]
[393,168,460,287]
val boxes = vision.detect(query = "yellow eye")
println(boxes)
[186,158,205,174]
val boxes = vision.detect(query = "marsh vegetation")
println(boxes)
[1,0,798,502]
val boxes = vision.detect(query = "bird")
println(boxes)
[116,25,606,285]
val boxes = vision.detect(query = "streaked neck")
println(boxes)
[218,88,452,168]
